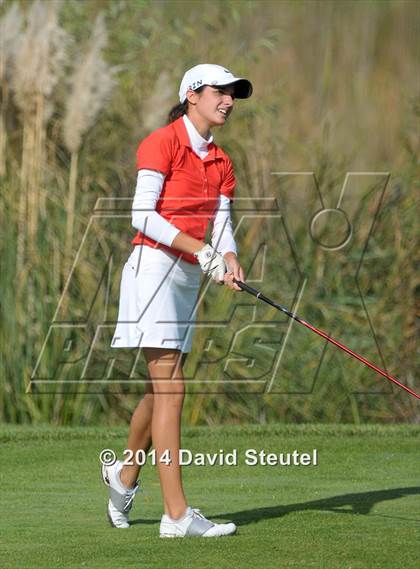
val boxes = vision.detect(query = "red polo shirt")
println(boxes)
[131,116,236,264]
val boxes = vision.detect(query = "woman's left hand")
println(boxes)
[223,252,245,291]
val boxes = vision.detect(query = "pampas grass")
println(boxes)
[0,2,23,177]
[12,0,69,279]
[62,12,115,279]
[141,70,174,131]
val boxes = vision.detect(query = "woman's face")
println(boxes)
[187,85,236,127]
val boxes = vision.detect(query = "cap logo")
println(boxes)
[187,79,203,90]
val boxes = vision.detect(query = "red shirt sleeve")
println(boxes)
[136,128,173,175]
[219,156,236,200]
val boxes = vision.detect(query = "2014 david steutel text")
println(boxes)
[121,448,318,467]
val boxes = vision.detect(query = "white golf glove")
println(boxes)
[194,244,226,283]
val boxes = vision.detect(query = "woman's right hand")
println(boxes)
[194,244,226,284]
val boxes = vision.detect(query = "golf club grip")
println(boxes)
[232,279,259,296]
[233,278,279,308]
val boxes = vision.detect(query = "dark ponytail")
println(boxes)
[167,101,188,123]
[167,85,206,123]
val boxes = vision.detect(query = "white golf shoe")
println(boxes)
[160,506,237,538]
[101,460,139,528]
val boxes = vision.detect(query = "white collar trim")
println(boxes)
[183,114,213,150]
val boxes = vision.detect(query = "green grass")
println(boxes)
[1,424,419,569]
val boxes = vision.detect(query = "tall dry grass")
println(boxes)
[62,11,115,284]
[12,0,68,285]
[0,2,22,177]
[0,0,418,426]
[141,70,174,131]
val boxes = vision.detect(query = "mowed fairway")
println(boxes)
[1,424,419,569]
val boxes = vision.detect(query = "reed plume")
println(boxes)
[12,0,69,278]
[0,2,23,177]
[62,12,115,279]
[142,70,174,131]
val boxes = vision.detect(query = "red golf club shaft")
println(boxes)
[233,279,419,399]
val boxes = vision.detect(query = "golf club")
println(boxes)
[233,278,419,400]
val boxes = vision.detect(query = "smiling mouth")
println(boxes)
[217,108,230,117]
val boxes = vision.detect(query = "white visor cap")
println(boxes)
[179,64,253,104]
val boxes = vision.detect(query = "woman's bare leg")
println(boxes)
[143,347,188,520]
[119,379,154,489]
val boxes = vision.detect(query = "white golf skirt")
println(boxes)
[111,245,202,353]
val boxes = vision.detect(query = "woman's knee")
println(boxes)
[142,347,186,403]
[153,380,185,399]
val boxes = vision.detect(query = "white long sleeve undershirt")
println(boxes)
[131,170,180,247]
[210,194,237,256]
[131,115,237,256]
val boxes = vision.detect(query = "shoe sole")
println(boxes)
[106,505,130,529]
[160,534,237,538]
[102,464,131,529]
[107,508,117,528]
[160,528,237,538]
[102,464,112,526]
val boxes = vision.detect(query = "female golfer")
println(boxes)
[103,64,252,537]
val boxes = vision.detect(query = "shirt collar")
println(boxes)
[182,114,214,149]
[172,116,219,162]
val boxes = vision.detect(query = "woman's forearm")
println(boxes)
[171,231,238,258]
[170,231,205,255]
